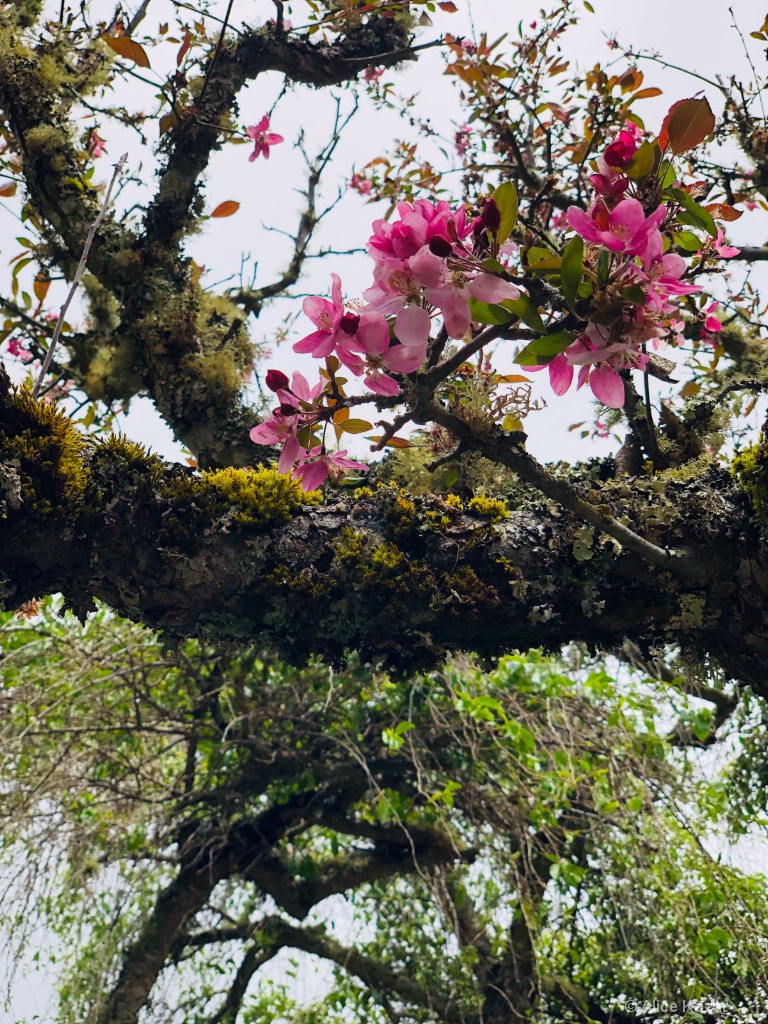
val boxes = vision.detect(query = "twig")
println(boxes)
[33,154,128,399]
[641,349,664,470]
[126,0,151,35]
[197,0,236,111]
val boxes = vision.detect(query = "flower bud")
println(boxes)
[339,312,361,335]
[265,368,290,392]
[279,403,297,416]
[482,197,502,231]
[428,234,453,258]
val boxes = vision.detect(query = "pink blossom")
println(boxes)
[350,173,373,195]
[630,253,699,313]
[408,246,520,339]
[250,371,323,474]
[364,66,385,83]
[345,311,426,394]
[292,447,368,491]
[363,259,433,349]
[703,301,723,333]
[603,129,637,170]
[454,124,471,158]
[89,130,106,158]
[589,173,629,206]
[622,119,644,142]
[246,115,284,161]
[294,274,346,358]
[567,199,665,259]
[367,199,471,262]
[713,228,740,259]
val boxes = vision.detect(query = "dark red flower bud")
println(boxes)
[265,368,290,392]
[482,197,502,231]
[428,234,454,258]
[279,403,297,416]
[339,312,361,335]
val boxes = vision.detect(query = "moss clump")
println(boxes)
[353,486,374,500]
[202,467,320,527]
[0,387,87,515]
[732,442,768,523]
[468,495,510,523]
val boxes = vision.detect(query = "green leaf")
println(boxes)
[492,181,518,243]
[503,294,546,333]
[526,245,550,265]
[624,140,656,180]
[560,235,584,312]
[671,187,717,238]
[515,330,574,366]
[338,418,373,434]
[444,467,460,488]
[482,257,506,273]
[596,248,611,288]
[468,298,515,325]
[673,229,702,251]
[621,284,646,305]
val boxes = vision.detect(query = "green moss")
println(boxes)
[732,442,768,523]
[0,387,87,515]
[386,493,418,534]
[202,467,320,527]
[468,495,511,523]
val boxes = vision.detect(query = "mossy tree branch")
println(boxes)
[1,378,766,694]
[0,10,422,466]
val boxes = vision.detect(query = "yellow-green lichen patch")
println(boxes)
[202,467,320,527]
[0,388,87,515]
[468,495,511,523]
[732,442,768,523]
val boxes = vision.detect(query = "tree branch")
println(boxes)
[1,379,762,689]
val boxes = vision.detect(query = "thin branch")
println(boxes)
[33,153,127,399]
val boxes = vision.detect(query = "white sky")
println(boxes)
[5,0,768,1019]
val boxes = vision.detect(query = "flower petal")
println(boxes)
[395,305,431,348]
[589,364,626,408]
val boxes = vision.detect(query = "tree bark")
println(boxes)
[2,380,766,691]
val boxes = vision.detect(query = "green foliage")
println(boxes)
[0,604,764,1023]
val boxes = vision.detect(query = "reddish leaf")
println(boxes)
[658,96,715,155]
[437,1,458,10]
[0,181,17,197]
[631,87,663,100]
[366,435,414,449]
[159,112,179,136]
[33,273,50,303]
[210,200,240,218]
[177,28,191,67]
[103,35,152,69]
[705,202,743,222]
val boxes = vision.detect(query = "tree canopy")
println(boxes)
[2,0,768,1020]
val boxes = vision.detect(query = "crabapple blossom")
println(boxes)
[292,447,368,491]
[566,198,665,259]
[247,115,284,161]
[703,301,723,333]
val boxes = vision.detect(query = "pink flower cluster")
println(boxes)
[524,127,738,408]
[293,199,519,395]
[250,370,367,490]
[251,197,521,485]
